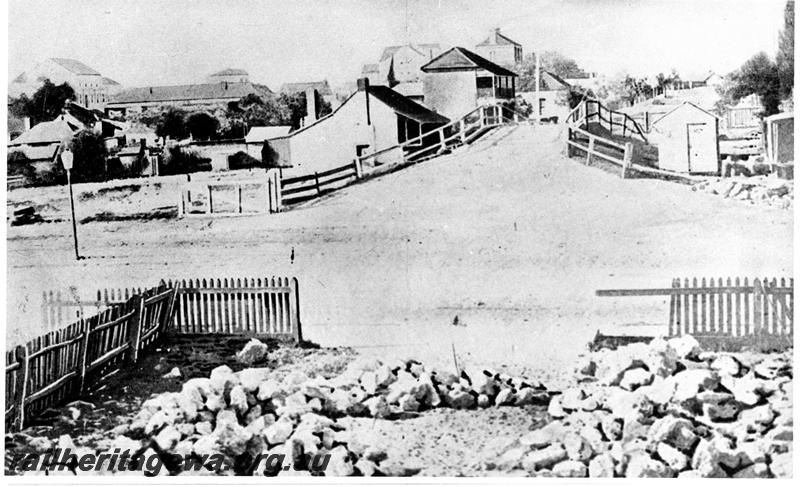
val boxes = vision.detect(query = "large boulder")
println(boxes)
[647,416,698,452]
[236,339,270,365]
[521,444,567,471]
[625,453,674,478]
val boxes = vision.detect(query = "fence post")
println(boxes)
[78,318,91,395]
[460,120,467,144]
[567,128,574,157]
[237,184,243,213]
[12,345,29,431]
[753,278,763,335]
[178,189,185,218]
[353,158,363,179]
[206,185,213,214]
[622,142,633,179]
[290,277,302,342]
[275,171,283,212]
[438,127,446,152]
[127,295,145,364]
[586,137,595,165]
[314,173,321,196]
[267,175,274,213]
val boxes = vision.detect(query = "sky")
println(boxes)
[5,0,789,90]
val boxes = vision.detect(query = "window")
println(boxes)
[539,98,546,116]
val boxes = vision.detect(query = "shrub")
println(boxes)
[159,147,212,175]
[228,151,262,170]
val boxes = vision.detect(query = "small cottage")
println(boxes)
[650,102,720,174]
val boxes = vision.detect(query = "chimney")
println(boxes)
[493,27,501,43]
[149,87,153,94]
[23,116,30,131]
[357,78,371,125]
[305,87,318,123]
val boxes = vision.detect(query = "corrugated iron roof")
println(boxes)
[8,117,76,146]
[245,126,293,143]
[380,44,442,62]
[108,82,272,105]
[368,85,449,124]
[421,47,518,77]
[476,30,521,47]
[50,58,101,76]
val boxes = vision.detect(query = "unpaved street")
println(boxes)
[6,125,792,378]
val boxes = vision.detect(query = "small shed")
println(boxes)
[650,102,720,174]
[764,112,793,164]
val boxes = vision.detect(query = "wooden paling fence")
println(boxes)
[14,276,304,431]
[7,284,178,432]
[596,276,793,345]
[169,277,301,341]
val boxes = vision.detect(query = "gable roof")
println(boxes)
[380,44,442,62]
[108,82,272,105]
[421,47,517,77]
[210,68,249,76]
[279,81,333,96]
[9,117,76,146]
[245,126,293,143]
[9,144,61,162]
[50,58,101,76]
[540,71,571,91]
[476,30,521,47]
[651,101,719,126]
[368,85,449,124]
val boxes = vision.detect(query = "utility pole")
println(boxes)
[534,51,541,124]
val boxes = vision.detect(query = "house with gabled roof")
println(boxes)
[207,68,249,83]
[265,78,449,174]
[475,28,523,66]
[9,58,117,110]
[518,70,572,122]
[421,47,518,119]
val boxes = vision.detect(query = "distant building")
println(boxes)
[421,47,517,119]
[279,80,336,107]
[564,71,601,92]
[474,28,522,66]
[361,63,381,85]
[207,68,250,84]
[518,70,572,122]
[105,81,272,118]
[10,58,120,110]
[650,102,720,174]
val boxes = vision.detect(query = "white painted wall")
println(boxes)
[423,72,477,120]
[650,104,719,174]
[279,90,403,176]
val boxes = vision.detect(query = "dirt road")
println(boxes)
[6,125,792,378]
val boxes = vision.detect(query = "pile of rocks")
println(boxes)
[693,176,793,210]
[491,335,793,478]
[18,346,550,476]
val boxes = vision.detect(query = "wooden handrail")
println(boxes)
[358,105,489,163]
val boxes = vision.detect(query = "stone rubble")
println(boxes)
[12,347,552,476]
[692,176,793,210]
[492,335,792,478]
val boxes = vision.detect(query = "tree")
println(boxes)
[155,108,189,141]
[517,51,584,92]
[8,79,76,125]
[186,112,219,140]
[777,0,794,100]
[724,52,781,116]
[69,130,108,183]
[539,51,582,78]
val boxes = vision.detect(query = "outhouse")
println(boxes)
[650,102,720,174]
[763,112,793,164]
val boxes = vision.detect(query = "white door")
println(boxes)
[686,123,716,173]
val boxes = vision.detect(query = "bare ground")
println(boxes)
[6,125,793,380]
